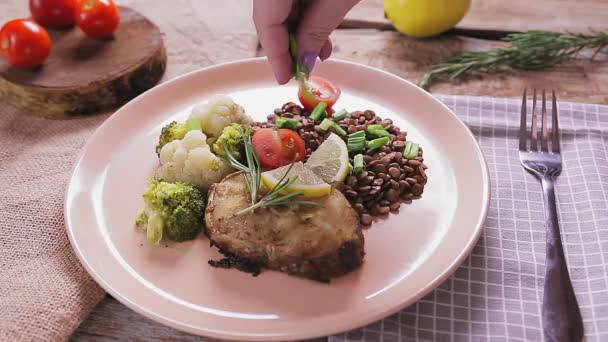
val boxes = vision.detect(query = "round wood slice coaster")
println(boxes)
[0,6,166,119]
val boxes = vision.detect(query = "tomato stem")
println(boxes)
[82,0,96,11]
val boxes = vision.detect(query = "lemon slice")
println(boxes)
[305,133,349,183]
[261,162,331,198]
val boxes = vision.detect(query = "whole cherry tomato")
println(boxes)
[252,128,307,169]
[29,0,77,29]
[0,19,51,69]
[75,0,120,39]
[298,75,341,111]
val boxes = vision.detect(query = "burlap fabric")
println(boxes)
[0,1,257,340]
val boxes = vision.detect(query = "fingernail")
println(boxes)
[273,69,280,83]
[302,52,318,72]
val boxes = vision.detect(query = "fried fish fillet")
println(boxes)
[205,172,364,282]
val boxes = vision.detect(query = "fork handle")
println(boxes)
[541,176,584,342]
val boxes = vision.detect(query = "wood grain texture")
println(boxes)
[71,297,328,342]
[346,0,608,33]
[0,7,166,119]
[322,29,608,104]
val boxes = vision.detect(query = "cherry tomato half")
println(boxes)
[75,0,120,39]
[29,0,77,29]
[298,75,341,111]
[0,19,51,69]
[252,128,306,169]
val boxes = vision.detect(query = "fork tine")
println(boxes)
[541,89,549,151]
[519,88,528,151]
[552,90,560,153]
[530,89,538,151]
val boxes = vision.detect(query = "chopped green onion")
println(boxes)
[310,102,328,122]
[404,141,420,159]
[276,117,300,130]
[320,118,347,136]
[367,124,390,137]
[347,137,366,144]
[348,145,365,154]
[366,136,390,150]
[332,109,348,122]
[332,122,347,136]
[347,136,366,153]
[347,162,353,174]
[186,117,201,131]
[348,130,366,139]
[370,128,390,137]
[319,118,333,131]
[353,154,364,174]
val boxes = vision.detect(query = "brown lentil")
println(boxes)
[371,164,387,175]
[405,177,418,185]
[408,160,422,167]
[388,167,400,179]
[378,206,390,215]
[412,184,424,197]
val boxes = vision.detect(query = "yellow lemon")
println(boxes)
[261,162,331,198]
[384,0,471,38]
[305,133,349,184]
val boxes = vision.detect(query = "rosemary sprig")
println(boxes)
[221,135,322,216]
[418,30,608,89]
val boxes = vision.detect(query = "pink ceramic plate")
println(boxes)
[65,58,489,341]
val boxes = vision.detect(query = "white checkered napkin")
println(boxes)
[330,95,608,342]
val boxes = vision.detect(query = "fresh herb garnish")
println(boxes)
[288,32,316,103]
[367,124,390,137]
[310,101,328,122]
[353,154,364,174]
[403,141,420,159]
[221,134,321,216]
[332,109,349,122]
[419,30,608,89]
[366,136,390,150]
[276,117,300,130]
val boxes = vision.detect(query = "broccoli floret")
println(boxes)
[212,123,252,161]
[136,179,205,245]
[156,118,202,156]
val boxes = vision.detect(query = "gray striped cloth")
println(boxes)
[331,95,608,342]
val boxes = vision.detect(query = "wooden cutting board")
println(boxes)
[0,6,166,119]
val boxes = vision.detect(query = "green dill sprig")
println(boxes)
[221,135,321,216]
[419,30,608,89]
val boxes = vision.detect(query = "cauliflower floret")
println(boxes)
[189,95,253,145]
[155,130,234,192]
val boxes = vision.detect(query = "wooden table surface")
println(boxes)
[57,0,606,341]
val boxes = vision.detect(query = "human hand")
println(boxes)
[253,0,360,85]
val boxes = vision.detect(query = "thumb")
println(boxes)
[296,0,360,72]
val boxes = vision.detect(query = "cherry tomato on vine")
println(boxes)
[298,75,341,111]
[0,19,51,69]
[29,0,77,28]
[75,0,120,39]
[252,128,307,169]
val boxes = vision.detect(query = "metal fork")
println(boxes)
[519,89,584,342]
